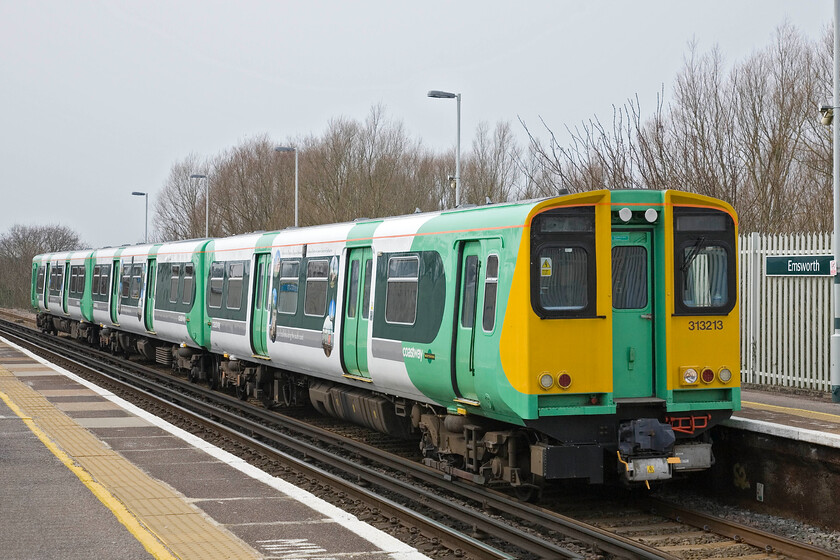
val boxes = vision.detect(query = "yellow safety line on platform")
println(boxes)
[742,400,840,423]
[0,387,178,560]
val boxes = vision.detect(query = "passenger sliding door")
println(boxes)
[250,253,271,357]
[144,258,156,332]
[342,247,372,379]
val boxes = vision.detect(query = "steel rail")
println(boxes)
[644,498,840,560]
[0,322,576,559]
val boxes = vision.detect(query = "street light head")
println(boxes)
[190,174,207,179]
[820,104,834,126]
[427,90,457,99]
[131,191,146,196]
[275,146,295,153]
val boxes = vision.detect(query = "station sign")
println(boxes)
[765,255,835,277]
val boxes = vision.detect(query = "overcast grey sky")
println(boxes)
[0,1,831,248]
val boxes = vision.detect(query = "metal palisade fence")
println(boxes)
[740,232,833,391]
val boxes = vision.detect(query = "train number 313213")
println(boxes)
[688,320,724,331]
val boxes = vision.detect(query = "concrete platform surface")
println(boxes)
[0,336,429,560]
[728,387,840,448]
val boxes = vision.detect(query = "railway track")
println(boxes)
[1,314,837,560]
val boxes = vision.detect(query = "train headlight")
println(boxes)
[718,367,732,384]
[538,372,554,390]
[644,208,658,223]
[618,207,632,222]
[681,367,698,385]
[700,368,715,384]
[557,372,572,389]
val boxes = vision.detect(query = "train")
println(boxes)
[31,189,740,489]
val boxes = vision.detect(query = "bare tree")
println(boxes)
[0,224,83,309]
[521,22,833,234]
[463,121,521,204]
[153,153,208,241]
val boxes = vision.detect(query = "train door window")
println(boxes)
[53,266,65,294]
[92,266,101,296]
[36,267,46,294]
[278,261,300,314]
[612,246,648,309]
[102,266,110,298]
[130,265,143,300]
[76,266,85,294]
[347,260,360,318]
[385,256,419,325]
[208,262,224,308]
[483,255,499,332]
[183,264,194,305]
[537,247,588,311]
[304,259,329,316]
[461,255,478,328]
[69,266,80,294]
[169,265,181,303]
[120,266,131,298]
[226,262,244,310]
[362,260,372,319]
[255,261,265,312]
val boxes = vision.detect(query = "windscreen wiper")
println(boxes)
[681,236,707,272]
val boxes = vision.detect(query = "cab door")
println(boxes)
[611,231,654,397]
[453,241,481,403]
[342,247,372,378]
[250,253,271,357]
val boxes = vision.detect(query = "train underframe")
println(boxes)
[39,313,726,491]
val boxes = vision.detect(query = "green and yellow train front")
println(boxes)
[498,189,739,484]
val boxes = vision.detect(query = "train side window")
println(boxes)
[182,264,194,305]
[208,262,224,308]
[347,260,360,318]
[226,262,244,310]
[304,259,329,316]
[483,255,499,332]
[385,256,419,325]
[530,206,596,318]
[537,247,588,311]
[681,245,728,308]
[278,261,300,314]
[673,207,736,315]
[169,264,181,304]
[99,265,110,297]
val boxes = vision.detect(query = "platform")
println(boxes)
[728,387,840,448]
[0,336,429,560]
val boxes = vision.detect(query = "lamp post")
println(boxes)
[190,174,209,238]
[275,146,299,227]
[832,0,840,402]
[427,89,461,207]
[131,191,148,243]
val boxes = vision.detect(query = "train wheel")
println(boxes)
[235,381,248,401]
[514,483,543,503]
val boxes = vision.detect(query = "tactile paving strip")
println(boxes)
[0,359,260,560]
